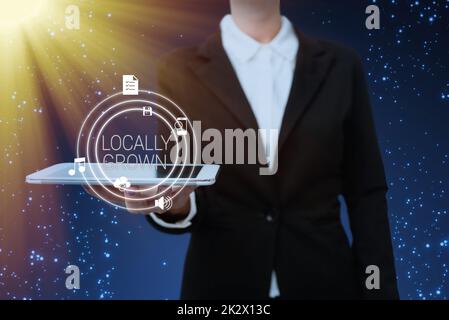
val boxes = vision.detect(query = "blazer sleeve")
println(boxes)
[145,55,202,234]
[342,55,399,299]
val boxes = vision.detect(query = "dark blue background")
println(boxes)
[4,0,448,300]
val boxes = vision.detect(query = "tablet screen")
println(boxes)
[155,165,202,178]
[38,163,203,181]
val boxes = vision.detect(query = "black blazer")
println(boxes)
[147,30,399,300]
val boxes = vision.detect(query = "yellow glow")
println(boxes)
[0,0,48,28]
[0,0,218,275]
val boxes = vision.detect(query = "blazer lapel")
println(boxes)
[278,32,335,150]
[189,33,259,130]
[189,33,277,205]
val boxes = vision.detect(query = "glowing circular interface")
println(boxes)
[76,90,198,212]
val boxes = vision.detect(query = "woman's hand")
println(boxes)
[124,185,196,216]
[84,184,196,218]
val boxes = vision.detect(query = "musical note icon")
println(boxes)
[68,157,86,176]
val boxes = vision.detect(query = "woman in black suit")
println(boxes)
[95,0,399,300]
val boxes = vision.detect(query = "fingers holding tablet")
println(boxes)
[124,185,197,216]
[84,183,196,217]
[27,163,216,217]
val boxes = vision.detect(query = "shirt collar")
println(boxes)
[220,14,299,63]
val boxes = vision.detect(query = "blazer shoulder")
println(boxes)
[311,36,363,68]
[157,46,198,72]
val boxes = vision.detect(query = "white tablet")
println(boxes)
[26,163,220,186]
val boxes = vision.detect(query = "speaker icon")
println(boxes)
[154,196,173,210]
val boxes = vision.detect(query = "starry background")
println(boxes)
[0,0,448,300]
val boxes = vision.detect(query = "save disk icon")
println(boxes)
[155,195,173,210]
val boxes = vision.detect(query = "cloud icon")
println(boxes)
[113,176,131,191]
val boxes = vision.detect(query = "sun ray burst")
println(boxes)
[0,0,218,293]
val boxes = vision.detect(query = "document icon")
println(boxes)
[122,75,139,95]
